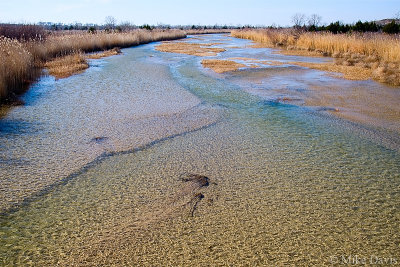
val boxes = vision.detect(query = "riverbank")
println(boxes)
[0,29,186,103]
[155,42,225,56]
[232,29,400,85]
[44,48,122,79]
[176,34,399,136]
[1,34,398,266]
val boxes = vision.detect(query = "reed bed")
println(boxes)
[31,30,186,60]
[0,29,186,102]
[44,53,88,79]
[232,28,297,48]
[185,29,232,35]
[232,29,400,85]
[0,37,33,100]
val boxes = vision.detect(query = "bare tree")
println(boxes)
[119,21,134,31]
[395,11,400,20]
[308,14,322,27]
[105,16,116,29]
[291,13,306,28]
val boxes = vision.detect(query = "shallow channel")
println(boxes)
[0,34,399,266]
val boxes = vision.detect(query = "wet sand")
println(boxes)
[199,56,373,81]
[289,61,373,81]
[155,42,225,56]
[201,59,246,73]
[227,66,400,136]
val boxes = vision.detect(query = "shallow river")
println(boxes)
[0,34,399,266]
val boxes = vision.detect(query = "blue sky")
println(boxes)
[0,0,399,26]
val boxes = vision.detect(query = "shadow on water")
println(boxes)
[0,119,41,135]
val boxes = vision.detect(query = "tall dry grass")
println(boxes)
[185,29,232,35]
[232,28,297,48]
[30,30,186,60]
[44,53,88,79]
[0,29,186,102]
[0,37,33,100]
[232,29,400,85]
[295,32,400,62]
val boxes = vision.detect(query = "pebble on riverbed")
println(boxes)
[90,136,109,143]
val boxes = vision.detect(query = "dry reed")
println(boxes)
[0,29,186,102]
[201,59,246,73]
[155,42,225,56]
[185,29,232,35]
[232,29,400,85]
[86,47,122,59]
[0,37,33,100]
[44,53,88,79]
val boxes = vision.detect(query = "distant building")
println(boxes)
[374,19,400,26]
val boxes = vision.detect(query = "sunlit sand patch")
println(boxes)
[246,40,329,57]
[201,59,246,73]
[44,53,89,79]
[247,42,274,48]
[86,47,122,59]
[275,49,328,57]
[305,83,400,133]
[228,57,258,61]
[228,57,286,66]
[188,37,205,40]
[226,54,371,81]
[155,42,225,56]
[202,58,288,73]
[45,48,122,79]
[290,62,373,80]
[202,55,371,81]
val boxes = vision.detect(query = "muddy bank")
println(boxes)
[155,42,225,56]
[45,48,124,79]
[44,53,89,79]
[44,48,123,80]
[202,56,373,81]
[201,59,245,73]
[176,35,400,136]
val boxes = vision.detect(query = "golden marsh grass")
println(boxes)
[45,48,122,79]
[86,47,122,59]
[232,29,400,85]
[201,59,246,73]
[155,42,225,56]
[0,30,186,102]
[0,37,33,100]
[44,53,89,79]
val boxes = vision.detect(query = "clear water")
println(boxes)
[0,34,399,266]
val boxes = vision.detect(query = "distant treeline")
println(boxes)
[1,19,399,40]
[309,20,400,34]
[0,24,47,41]
[0,23,236,41]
